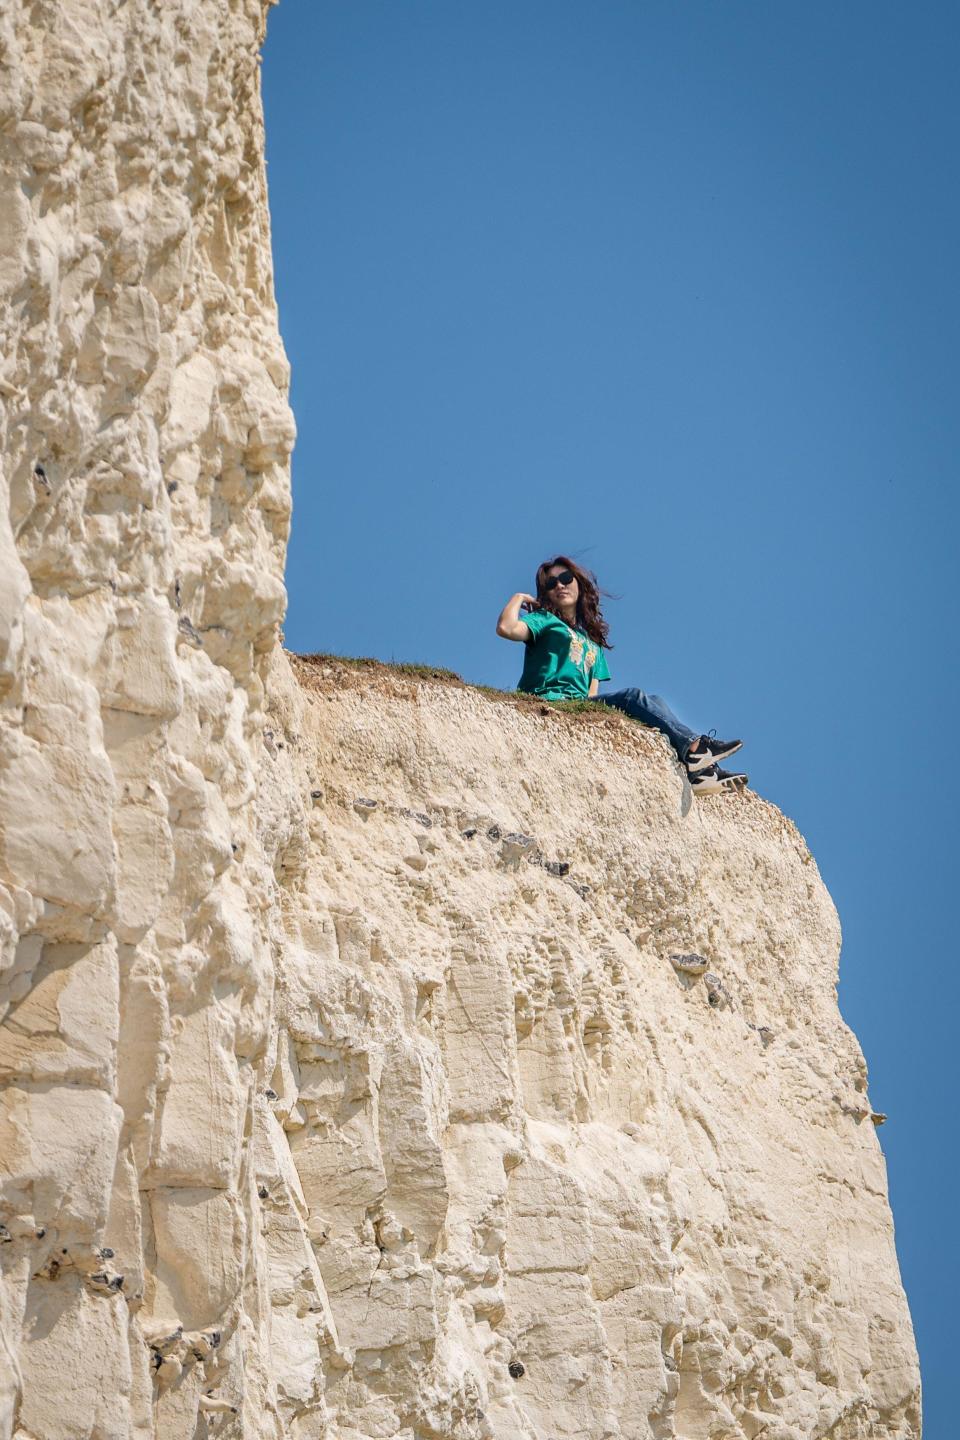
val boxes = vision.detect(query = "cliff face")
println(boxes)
[253,658,920,1440]
[0,1,293,1434]
[0,4,919,1439]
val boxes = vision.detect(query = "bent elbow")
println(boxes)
[497,620,526,642]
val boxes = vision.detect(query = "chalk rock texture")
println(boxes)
[0,2,920,1438]
[253,660,921,1440]
[1,0,291,1434]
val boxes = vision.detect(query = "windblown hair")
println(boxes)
[534,555,612,649]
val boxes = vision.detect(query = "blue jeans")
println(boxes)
[592,688,699,761]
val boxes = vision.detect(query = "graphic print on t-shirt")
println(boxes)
[516,609,611,701]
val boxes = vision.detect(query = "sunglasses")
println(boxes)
[543,569,575,591]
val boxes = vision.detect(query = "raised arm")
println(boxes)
[496,592,538,642]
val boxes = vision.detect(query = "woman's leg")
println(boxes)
[593,687,699,761]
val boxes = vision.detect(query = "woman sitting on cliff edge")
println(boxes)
[496,555,747,795]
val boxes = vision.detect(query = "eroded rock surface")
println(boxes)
[1,1,291,1433]
[256,660,920,1440]
[0,3,919,1437]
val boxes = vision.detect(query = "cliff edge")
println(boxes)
[0,2,919,1437]
[253,654,920,1439]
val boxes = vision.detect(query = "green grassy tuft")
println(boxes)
[547,698,601,714]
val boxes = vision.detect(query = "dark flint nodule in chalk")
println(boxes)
[508,1360,525,1379]
[669,953,709,976]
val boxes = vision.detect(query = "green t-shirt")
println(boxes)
[517,609,611,700]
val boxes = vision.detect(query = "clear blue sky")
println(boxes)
[262,3,958,1429]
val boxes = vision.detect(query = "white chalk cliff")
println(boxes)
[0,3,920,1438]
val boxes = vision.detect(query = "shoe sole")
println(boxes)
[691,774,749,796]
[686,740,743,774]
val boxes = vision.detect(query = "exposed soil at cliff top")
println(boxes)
[290,650,632,726]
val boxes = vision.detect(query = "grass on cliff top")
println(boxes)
[293,651,466,683]
[290,651,602,717]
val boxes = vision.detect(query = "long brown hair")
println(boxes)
[534,555,612,649]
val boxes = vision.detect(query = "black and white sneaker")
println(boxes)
[688,764,724,794]
[689,763,748,795]
[685,731,743,774]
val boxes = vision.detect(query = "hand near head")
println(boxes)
[517,593,539,612]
